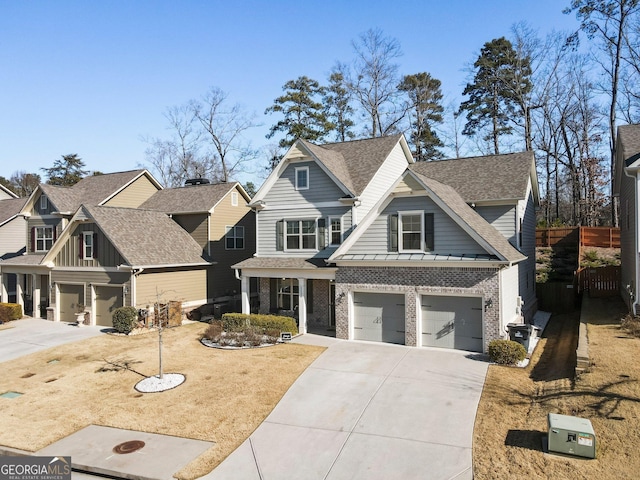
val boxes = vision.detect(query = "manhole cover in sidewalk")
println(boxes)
[112,440,146,454]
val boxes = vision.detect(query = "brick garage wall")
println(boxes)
[335,266,501,351]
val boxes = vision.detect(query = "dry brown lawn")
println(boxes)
[473,296,640,479]
[0,322,325,479]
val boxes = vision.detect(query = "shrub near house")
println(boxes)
[0,303,22,323]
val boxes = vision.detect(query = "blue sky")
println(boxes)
[0,1,580,186]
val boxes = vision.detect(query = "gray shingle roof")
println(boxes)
[232,257,329,270]
[140,182,239,214]
[40,170,150,212]
[618,124,640,165]
[0,198,27,226]
[0,254,45,266]
[412,172,526,263]
[409,151,534,203]
[83,205,208,267]
[300,134,404,196]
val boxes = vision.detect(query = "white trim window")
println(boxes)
[329,217,342,245]
[82,231,94,259]
[35,226,54,252]
[276,278,299,310]
[39,195,48,211]
[399,211,423,252]
[225,225,245,250]
[295,166,309,190]
[231,191,238,206]
[286,219,316,250]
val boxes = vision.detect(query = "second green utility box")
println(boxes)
[548,413,596,459]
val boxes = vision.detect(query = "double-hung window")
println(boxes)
[399,212,423,252]
[35,226,54,252]
[286,219,316,250]
[225,225,245,250]
[295,166,309,190]
[82,232,94,259]
[329,217,342,245]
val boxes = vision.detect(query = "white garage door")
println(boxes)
[353,292,405,345]
[95,286,124,327]
[422,296,483,352]
[59,284,84,323]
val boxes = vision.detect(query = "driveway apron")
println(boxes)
[0,318,104,363]
[204,338,489,480]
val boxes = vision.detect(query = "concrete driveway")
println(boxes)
[0,318,105,363]
[204,337,489,480]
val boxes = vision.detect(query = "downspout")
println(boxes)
[624,167,640,314]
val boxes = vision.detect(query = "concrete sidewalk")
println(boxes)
[0,317,105,363]
[203,337,489,480]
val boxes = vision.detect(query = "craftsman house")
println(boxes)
[234,135,539,353]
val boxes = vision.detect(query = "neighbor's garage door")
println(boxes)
[95,286,124,327]
[421,296,483,352]
[59,284,84,323]
[353,292,405,345]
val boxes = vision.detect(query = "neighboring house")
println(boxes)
[0,183,18,200]
[139,181,255,301]
[0,170,162,318]
[234,135,539,353]
[39,204,210,326]
[614,124,640,313]
[0,196,28,302]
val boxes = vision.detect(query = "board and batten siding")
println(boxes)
[263,161,347,207]
[620,170,637,307]
[257,206,351,258]
[173,214,209,251]
[357,141,411,220]
[475,205,516,245]
[348,196,488,256]
[135,268,206,307]
[33,192,55,215]
[103,175,159,208]
[55,223,126,267]
[0,217,26,259]
[51,271,131,307]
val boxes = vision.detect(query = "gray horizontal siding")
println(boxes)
[264,161,347,206]
[475,205,516,245]
[257,206,351,258]
[349,196,488,256]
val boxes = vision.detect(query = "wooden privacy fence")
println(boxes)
[536,227,620,248]
[576,266,621,297]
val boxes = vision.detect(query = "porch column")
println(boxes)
[16,274,24,312]
[32,274,41,318]
[1,273,7,303]
[240,275,250,314]
[297,278,307,335]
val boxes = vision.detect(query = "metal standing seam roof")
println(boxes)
[82,205,209,267]
[409,151,534,203]
[299,134,404,196]
[139,182,241,213]
[38,170,151,213]
[0,197,27,225]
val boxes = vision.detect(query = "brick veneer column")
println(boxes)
[259,277,270,314]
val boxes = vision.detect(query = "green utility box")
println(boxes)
[548,413,596,459]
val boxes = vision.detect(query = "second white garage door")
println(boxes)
[421,296,483,352]
[353,292,405,345]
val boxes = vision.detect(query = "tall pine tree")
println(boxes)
[459,37,532,154]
